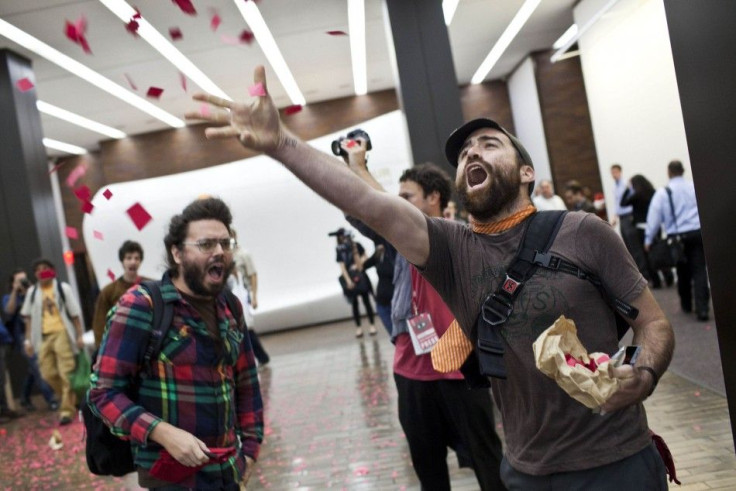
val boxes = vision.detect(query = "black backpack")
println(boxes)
[84,280,245,476]
[463,211,640,385]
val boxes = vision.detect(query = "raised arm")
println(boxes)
[187,66,430,267]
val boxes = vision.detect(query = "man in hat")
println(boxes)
[188,66,674,488]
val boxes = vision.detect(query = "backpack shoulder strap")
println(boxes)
[138,280,174,374]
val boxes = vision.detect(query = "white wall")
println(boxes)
[82,111,412,333]
[575,0,691,215]
[508,56,553,186]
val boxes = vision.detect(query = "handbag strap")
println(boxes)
[665,187,679,234]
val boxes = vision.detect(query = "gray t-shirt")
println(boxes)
[420,211,651,475]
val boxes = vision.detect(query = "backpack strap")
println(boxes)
[139,280,174,376]
[475,211,566,379]
[30,281,71,320]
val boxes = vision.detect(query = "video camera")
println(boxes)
[331,129,372,158]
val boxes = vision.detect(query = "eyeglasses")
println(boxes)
[181,238,237,253]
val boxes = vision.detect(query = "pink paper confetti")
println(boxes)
[93,230,104,240]
[693,424,701,431]
[353,466,369,476]
[124,73,138,91]
[172,0,197,15]
[65,226,78,240]
[345,140,356,148]
[326,30,348,36]
[81,201,94,214]
[65,164,87,187]
[239,29,255,44]
[64,15,92,54]
[127,202,153,230]
[169,27,183,40]
[16,77,34,92]
[146,86,164,99]
[210,12,221,31]
[694,391,701,397]
[102,188,113,200]
[73,185,91,202]
[248,82,267,97]
[180,72,188,92]
[199,103,211,117]
[284,104,303,115]
[107,269,116,282]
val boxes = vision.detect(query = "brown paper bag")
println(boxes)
[532,315,620,409]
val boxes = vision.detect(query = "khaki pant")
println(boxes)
[38,330,76,418]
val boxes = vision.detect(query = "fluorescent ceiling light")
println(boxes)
[443,0,460,26]
[37,101,127,139]
[43,138,88,155]
[234,0,306,106]
[471,0,541,84]
[0,18,184,128]
[348,0,367,95]
[551,0,621,63]
[553,24,578,50]
[98,0,231,101]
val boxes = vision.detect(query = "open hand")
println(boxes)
[186,66,285,153]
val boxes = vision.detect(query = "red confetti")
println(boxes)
[64,15,92,54]
[169,27,183,40]
[283,104,303,115]
[126,18,140,35]
[345,140,356,148]
[73,185,91,202]
[210,12,221,31]
[239,30,255,44]
[81,201,94,214]
[172,0,197,15]
[127,202,153,230]
[107,269,116,282]
[180,72,188,92]
[93,230,104,240]
[16,77,34,92]
[146,86,164,99]
[48,160,67,175]
[65,226,78,240]
[102,188,113,200]
[694,391,701,397]
[124,73,138,91]
[248,82,267,97]
[326,30,348,36]
[66,163,87,187]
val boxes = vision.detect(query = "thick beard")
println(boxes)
[457,162,521,222]
[182,258,230,297]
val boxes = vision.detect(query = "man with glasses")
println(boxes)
[187,67,674,489]
[89,197,263,490]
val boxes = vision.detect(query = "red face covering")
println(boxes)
[38,269,56,280]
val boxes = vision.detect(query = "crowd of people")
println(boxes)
[0,64,710,489]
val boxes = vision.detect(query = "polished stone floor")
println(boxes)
[1,287,734,490]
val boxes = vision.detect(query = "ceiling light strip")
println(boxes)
[42,138,88,155]
[443,0,460,26]
[234,0,306,106]
[470,0,542,84]
[550,0,620,63]
[348,0,367,95]
[37,101,127,139]
[0,18,184,128]
[98,0,231,101]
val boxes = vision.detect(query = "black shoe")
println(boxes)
[696,312,710,322]
[20,400,36,412]
[59,416,72,426]
[681,305,692,314]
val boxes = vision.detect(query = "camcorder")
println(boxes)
[331,129,372,158]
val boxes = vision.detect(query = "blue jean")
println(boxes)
[22,353,57,404]
[375,302,393,335]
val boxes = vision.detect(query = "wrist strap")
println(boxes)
[638,366,659,396]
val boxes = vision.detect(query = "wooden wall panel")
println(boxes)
[534,50,602,197]
[459,81,515,132]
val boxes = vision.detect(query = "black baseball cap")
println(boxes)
[445,118,535,193]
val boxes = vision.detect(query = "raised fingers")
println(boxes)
[192,92,234,109]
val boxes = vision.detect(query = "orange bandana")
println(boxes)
[471,204,537,234]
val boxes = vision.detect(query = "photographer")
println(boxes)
[2,269,58,412]
[330,228,376,337]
